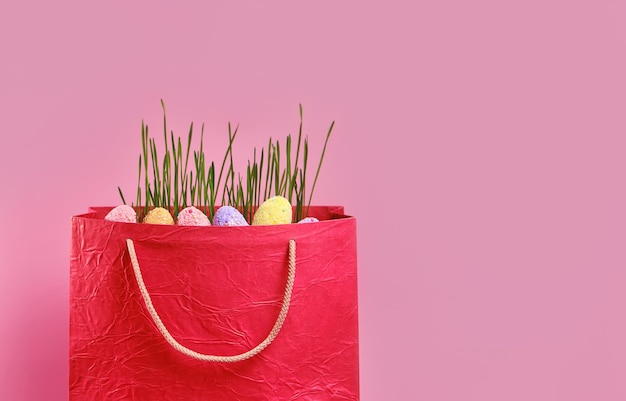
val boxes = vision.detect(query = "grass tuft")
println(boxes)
[119,102,333,224]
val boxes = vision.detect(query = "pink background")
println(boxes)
[1,1,626,400]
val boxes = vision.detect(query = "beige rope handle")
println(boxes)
[126,238,296,363]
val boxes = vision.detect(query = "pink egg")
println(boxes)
[104,205,137,223]
[177,206,210,226]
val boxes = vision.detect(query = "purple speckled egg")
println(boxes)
[212,206,249,226]
[104,205,137,223]
[297,217,319,224]
[177,206,210,226]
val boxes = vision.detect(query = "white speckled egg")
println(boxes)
[104,205,137,223]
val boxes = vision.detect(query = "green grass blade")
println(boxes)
[264,139,273,200]
[136,154,142,209]
[118,186,127,205]
[274,140,281,196]
[142,121,150,216]
[286,134,292,202]
[291,104,304,206]
[306,121,334,216]
[216,122,238,205]
[208,161,215,219]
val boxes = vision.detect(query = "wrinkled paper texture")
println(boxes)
[70,206,359,401]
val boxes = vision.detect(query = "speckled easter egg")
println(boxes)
[297,217,319,223]
[104,205,137,223]
[177,206,210,226]
[143,207,174,225]
[212,206,249,226]
[252,196,292,226]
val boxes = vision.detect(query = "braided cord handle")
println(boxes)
[126,238,296,363]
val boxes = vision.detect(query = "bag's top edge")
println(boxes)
[72,205,355,225]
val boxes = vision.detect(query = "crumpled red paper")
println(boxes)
[69,206,359,400]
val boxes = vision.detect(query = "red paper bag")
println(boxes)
[69,206,359,400]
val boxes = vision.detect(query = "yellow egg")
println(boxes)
[252,196,292,225]
[143,207,174,225]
